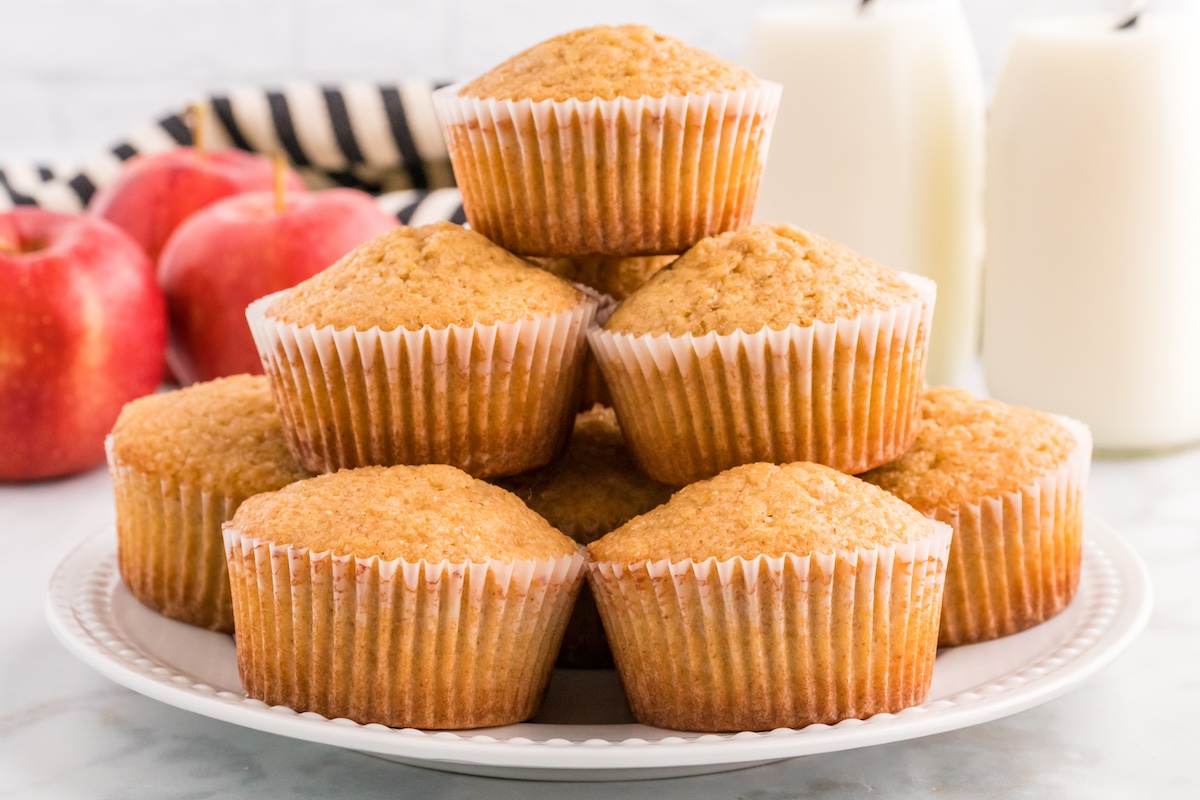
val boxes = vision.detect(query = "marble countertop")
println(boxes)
[2,446,1196,799]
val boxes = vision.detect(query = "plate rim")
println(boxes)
[45,517,1152,772]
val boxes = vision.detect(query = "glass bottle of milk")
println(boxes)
[983,4,1200,453]
[746,0,985,387]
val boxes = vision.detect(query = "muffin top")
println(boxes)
[861,387,1078,512]
[267,222,584,331]
[604,224,918,337]
[495,406,675,544]
[110,375,308,494]
[230,464,579,562]
[537,255,675,301]
[589,461,933,563]
[459,25,758,103]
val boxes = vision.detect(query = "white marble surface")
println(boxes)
[1,446,1196,799]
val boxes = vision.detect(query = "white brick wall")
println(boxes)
[0,0,1022,164]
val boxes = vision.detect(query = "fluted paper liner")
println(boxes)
[433,82,783,257]
[936,416,1092,646]
[589,274,935,484]
[246,292,598,478]
[587,522,953,732]
[578,290,618,410]
[107,439,238,632]
[223,526,587,729]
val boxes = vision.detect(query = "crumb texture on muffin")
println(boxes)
[604,224,918,337]
[495,405,675,543]
[536,255,675,301]
[459,25,758,103]
[267,222,583,331]
[109,374,307,492]
[861,387,1077,512]
[589,461,932,563]
[231,464,578,562]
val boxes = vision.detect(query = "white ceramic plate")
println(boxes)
[46,518,1151,782]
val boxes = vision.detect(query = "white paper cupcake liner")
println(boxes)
[433,82,782,257]
[246,292,598,478]
[587,521,953,732]
[578,290,618,410]
[223,526,587,729]
[936,416,1092,646]
[107,439,238,632]
[588,274,935,484]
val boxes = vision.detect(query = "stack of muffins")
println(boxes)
[106,25,1092,734]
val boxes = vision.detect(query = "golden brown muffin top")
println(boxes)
[230,464,578,562]
[604,224,918,337]
[109,375,308,494]
[267,222,584,331]
[459,25,758,103]
[589,461,932,563]
[494,406,675,544]
[536,255,675,301]
[861,387,1077,513]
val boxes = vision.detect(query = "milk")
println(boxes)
[746,0,985,386]
[983,13,1200,452]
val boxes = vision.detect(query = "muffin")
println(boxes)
[433,25,782,256]
[223,464,586,729]
[537,256,677,406]
[587,461,952,732]
[496,405,675,668]
[245,222,598,478]
[578,353,615,410]
[536,256,671,409]
[861,387,1092,646]
[589,224,935,485]
[106,375,309,631]
[537,255,676,301]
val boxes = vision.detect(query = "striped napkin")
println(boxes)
[0,81,464,225]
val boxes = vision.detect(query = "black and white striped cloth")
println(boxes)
[0,81,465,226]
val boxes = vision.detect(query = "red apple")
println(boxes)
[90,148,307,266]
[159,189,396,385]
[0,209,166,481]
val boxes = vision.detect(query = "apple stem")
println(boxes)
[272,152,288,214]
[190,102,207,159]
